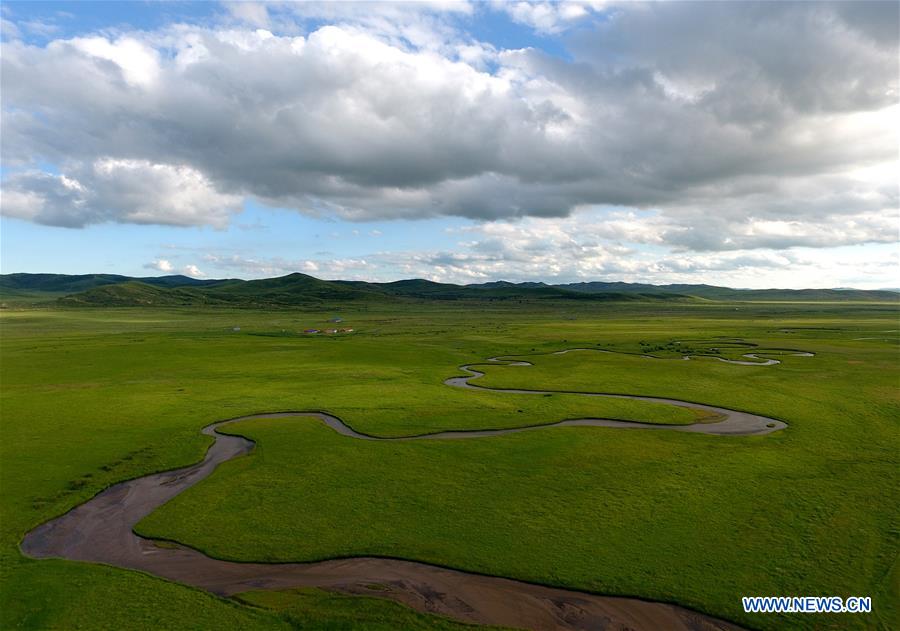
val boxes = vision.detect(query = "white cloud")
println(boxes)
[182,264,205,278]
[201,252,372,278]
[0,2,896,258]
[145,259,174,273]
[224,2,270,29]
[194,237,899,289]
[1,17,21,39]
[68,36,161,87]
[496,1,602,34]
[1,160,243,228]
[144,259,206,278]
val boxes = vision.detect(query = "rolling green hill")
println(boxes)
[57,282,213,307]
[0,272,229,294]
[51,274,694,307]
[0,273,130,294]
[3,272,895,308]
[553,281,899,301]
[197,274,387,305]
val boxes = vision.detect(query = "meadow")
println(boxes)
[1,301,897,630]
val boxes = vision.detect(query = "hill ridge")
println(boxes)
[2,272,896,306]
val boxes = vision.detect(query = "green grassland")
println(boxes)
[1,301,898,630]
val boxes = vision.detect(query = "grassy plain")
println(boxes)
[1,301,898,630]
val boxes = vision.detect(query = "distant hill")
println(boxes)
[1,272,895,307]
[58,274,690,307]
[54,274,380,307]
[140,274,232,288]
[198,273,383,304]
[0,272,227,295]
[57,282,213,307]
[551,281,899,302]
[47,273,692,307]
[0,273,131,295]
[355,278,667,301]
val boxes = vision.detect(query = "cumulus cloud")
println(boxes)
[202,252,371,278]
[145,259,175,273]
[1,160,242,228]
[0,1,897,253]
[223,0,476,55]
[495,1,603,34]
[144,258,206,278]
[182,264,206,278]
[192,206,897,288]
[224,2,271,29]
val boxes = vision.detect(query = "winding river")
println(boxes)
[21,348,801,631]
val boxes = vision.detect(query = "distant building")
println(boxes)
[304,329,320,334]
[329,317,343,323]
[325,328,338,334]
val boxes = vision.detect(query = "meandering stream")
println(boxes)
[21,348,799,630]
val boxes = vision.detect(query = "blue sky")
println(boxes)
[1,1,897,287]
[1,202,467,280]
